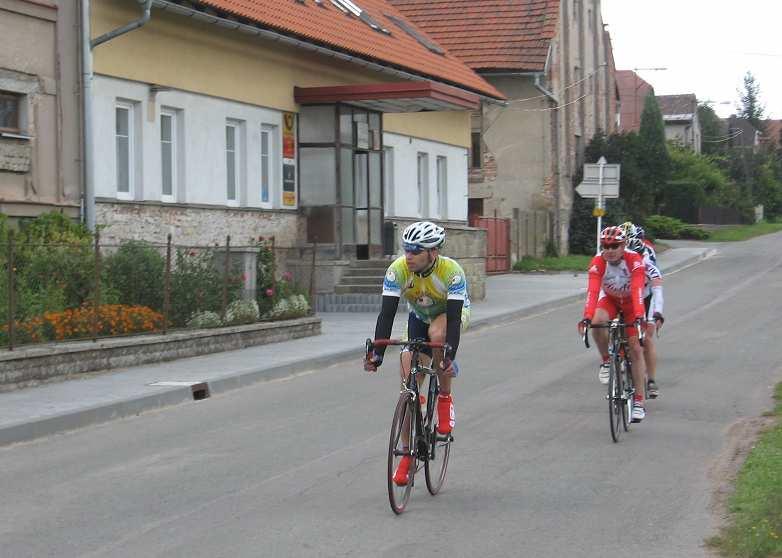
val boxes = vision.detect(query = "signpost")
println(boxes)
[576,156,621,254]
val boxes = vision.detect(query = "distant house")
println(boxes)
[656,94,701,153]
[722,116,762,150]
[616,70,654,133]
[390,0,619,257]
[759,119,782,150]
[0,0,81,223]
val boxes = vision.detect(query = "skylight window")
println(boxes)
[384,13,444,55]
[330,0,390,34]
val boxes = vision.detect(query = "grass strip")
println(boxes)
[708,382,782,557]
[513,255,592,273]
[706,222,782,242]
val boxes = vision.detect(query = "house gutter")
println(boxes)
[149,0,505,105]
[81,0,153,230]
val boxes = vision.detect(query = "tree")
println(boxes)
[737,71,766,130]
[698,102,726,156]
[637,92,671,212]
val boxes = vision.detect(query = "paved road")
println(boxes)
[1,236,780,557]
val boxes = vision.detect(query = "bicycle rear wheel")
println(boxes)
[608,355,624,442]
[424,381,451,495]
[388,393,416,514]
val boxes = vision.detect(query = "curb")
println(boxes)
[0,248,715,447]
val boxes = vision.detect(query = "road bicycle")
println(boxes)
[582,315,645,442]
[366,338,453,514]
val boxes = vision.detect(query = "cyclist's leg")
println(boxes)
[592,297,616,361]
[401,312,429,382]
[642,294,659,393]
[427,313,457,434]
[427,313,449,391]
[623,310,647,404]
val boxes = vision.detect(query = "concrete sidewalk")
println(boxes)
[0,245,715,446]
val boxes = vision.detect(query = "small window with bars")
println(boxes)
[0,92,21,132]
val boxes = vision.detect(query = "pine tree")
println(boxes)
[698,102,725,156]
[737,71,765,130]
[637,92,671,215]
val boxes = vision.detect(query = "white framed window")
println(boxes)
[260,124,277,207]
[436,155,448,219]
[160,110,177,202]
[417,152,429,217]
[226,121,240,205]
[115,103,133,199]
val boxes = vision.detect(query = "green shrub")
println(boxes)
[169,248,242,327]
[224,299,260,325]
[15,243,100,319]
[105,240,165,311]
[186,310,222,329]
[643,215,710,240]
[644,215,684,239]
[262,294,310,321]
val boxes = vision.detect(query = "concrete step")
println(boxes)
[335,284,381,295]
[338,275,384,286]
[350,260,392,269]
[315,293,408,313]
[343,267,387,275]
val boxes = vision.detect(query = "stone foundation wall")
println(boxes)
[96,201,303,248]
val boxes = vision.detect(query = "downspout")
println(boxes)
[539,44,561,253]
[81,0,153,230]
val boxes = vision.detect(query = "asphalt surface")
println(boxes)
[3,238,780,557]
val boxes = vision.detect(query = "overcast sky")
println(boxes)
[601,0,781,119]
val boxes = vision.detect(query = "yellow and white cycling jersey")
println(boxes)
[381,255,471,325]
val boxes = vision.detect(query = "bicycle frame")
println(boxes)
[372,338,449,462]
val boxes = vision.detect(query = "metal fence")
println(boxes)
[0,233,315,350]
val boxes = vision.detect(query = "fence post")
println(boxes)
[269,236,276,297]
[91,229,101,342]
[7,230,15,351]
[221,235,231,322]
[163,233,172,334]
[309,236,318,313]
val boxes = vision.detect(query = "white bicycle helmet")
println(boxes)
[626,237,644,254]
[401,221,446,249]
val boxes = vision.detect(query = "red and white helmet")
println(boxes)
[600,226,626,245]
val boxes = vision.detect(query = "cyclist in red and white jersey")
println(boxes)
[578,226,649,422]
[626,236,664,398]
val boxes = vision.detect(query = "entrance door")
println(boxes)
[351,110,383,260]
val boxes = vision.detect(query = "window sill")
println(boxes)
[0,131,32,140]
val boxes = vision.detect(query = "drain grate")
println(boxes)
[148,381,211,400]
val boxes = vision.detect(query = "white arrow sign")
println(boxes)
[575,180,619,198]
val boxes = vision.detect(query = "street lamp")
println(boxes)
[632,67,667,130]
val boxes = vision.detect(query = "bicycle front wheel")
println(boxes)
[608,355,624,443]
[622,356,634,431]
[424,387,451,495]
[388,393,416,514]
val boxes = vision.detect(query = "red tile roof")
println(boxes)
[191,0,504,99]
[388,0,560,72]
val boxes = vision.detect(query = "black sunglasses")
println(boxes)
[601,243,622,250]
